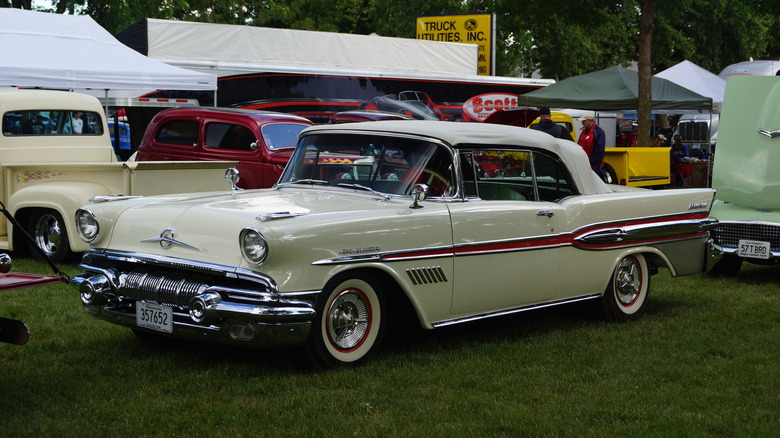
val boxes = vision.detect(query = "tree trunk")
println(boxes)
[637,1,656,147]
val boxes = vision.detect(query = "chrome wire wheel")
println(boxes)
[602,254,649,321]
[615,257,641,306]
[326,288,370,351]
[302,274,387,368]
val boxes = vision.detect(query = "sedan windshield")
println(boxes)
[279,133,456,197]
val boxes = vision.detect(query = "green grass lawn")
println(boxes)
[1,258,778,437]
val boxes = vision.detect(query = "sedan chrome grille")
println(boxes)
[119,270,209,307]
[712,223,780,251]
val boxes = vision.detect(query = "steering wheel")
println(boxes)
[418,168,454,196]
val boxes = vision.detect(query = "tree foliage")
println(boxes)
[5,0,778,79]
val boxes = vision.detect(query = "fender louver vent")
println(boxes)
[406,266,447,285]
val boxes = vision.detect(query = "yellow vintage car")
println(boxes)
[71,121,719,368]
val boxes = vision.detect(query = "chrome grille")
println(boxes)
[677,121,710,143]
[712,223,780,251]
[119,270,209,307]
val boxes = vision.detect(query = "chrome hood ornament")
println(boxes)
[141,229,199,250]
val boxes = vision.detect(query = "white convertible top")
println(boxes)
[304,120,612,195]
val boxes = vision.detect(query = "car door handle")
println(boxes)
[537,210,554,217]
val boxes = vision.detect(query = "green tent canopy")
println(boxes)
[519,66,713,111]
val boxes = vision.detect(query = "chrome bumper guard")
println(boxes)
[71,249,318,348]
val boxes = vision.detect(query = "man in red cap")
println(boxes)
[577,112,606,174]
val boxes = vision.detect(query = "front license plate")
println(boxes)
[136,302,173,333]
[738,239,771,260]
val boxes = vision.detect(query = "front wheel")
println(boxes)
[299,273,387,369]
[602,254,650,322]
[26,209,73,263]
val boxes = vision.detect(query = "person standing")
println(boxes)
[71,111,84,134]
[529,107,572,140]
[577,112,606,173]
[670,134,689,163]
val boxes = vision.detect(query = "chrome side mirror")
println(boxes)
[409,184,428,209]
[225,167,242,191]
[250,141,259,151]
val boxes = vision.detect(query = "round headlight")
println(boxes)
[240,228,268,265]
[75,209,99,242]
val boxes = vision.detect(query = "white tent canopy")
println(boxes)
[656,60,725,112]
[0,9,216,91]
[117,18,479,78]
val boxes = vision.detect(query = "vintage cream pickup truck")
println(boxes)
[0,88,234,262]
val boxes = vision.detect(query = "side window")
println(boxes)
[462,150,535,201]
[205,123,256,151]
[156,120,198,146]
[533,152,577,201]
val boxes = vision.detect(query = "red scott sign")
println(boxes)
[462,93,520,122]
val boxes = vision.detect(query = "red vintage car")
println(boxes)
[134,107,313,189]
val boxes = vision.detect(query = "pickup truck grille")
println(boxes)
[677,121,710,143]
[712,223,780,251]
[119,269,209,307]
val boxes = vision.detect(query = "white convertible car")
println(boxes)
[71,121,719,368]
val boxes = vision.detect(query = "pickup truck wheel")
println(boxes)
[27,210,72,263]
[602,163,618,184]
[300,273,387,369]
[602,254,650,322]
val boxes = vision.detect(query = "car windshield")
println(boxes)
[278,133,456,197]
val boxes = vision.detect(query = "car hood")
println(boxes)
[96,187,447,269]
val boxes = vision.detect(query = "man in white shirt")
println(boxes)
[72,111,83,134]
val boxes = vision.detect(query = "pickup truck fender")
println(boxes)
[8,181,117,253]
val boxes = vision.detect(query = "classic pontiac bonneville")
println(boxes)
[71,121,719,368]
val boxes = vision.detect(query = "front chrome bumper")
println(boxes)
[711,220,780,263]
[71,249,318,348]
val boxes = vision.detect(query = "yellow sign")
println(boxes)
[416,14,494,76]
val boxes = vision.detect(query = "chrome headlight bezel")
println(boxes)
[239,228,268,265]
[75,208,100,243]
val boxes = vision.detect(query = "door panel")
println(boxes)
[448,201,564,316]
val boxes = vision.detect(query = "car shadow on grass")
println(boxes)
[101,299,605,372]
[380,299,605,360]
[112,329,301,372]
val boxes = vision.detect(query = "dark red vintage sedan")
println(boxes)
[134,107,313,189]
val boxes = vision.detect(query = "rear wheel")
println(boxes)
[300,273,387,369]
[602,254,650,322]
[26,209,72,263]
